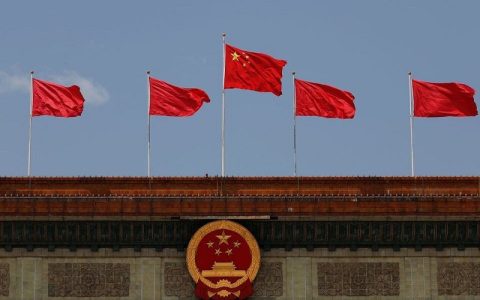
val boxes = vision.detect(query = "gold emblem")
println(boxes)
[186,220,260,297]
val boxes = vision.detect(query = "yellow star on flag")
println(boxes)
[216,230,231,245]
[231,51,240,61]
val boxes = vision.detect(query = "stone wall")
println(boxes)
[0,248,479,299]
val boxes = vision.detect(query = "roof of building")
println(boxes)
[0,177,479,218]
[1,176,480,196]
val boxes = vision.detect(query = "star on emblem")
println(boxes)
[225,249,233,256]
[216,230,231,245]
[206,241,214,248]
[233,241,241,248]
[215,248,222,255]
[231,51,240,61]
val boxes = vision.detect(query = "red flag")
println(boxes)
[224,44,287,96]
[32,79,85,117]
[295,78,355,119]
[413,79,477,117]
[149,77,210,116]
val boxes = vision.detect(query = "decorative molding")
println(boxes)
[48,263,129,297]
[253,262,283,297]
[0,263,9,296]
[164,262,195,297]
[317,262,400,296]
[438,262,480,295]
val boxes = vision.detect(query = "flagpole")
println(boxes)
[27,71,34,177]
[221,33,226,177]
[292,72,297,176]
[147,71,151,177]
[408,72,415,177]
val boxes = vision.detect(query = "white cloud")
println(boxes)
[0,71,30,94]
[50,71,109,106]
[0,70,110,106]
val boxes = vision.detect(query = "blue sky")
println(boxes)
[1,1,479,177]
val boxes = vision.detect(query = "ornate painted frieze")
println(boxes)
[317,262,399,296]
[1,220,479,250]
[438,262,480,295]
[48,263,129,297]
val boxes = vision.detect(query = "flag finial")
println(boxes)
[147,71,151,75]
[222,33,226,37]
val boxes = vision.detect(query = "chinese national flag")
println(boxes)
[413,79,477,117]
[149,76,210,116]
[32,79,85,117]
[295,78,355,119]
[224,44,287,96]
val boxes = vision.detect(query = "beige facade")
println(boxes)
[0,248,479,299]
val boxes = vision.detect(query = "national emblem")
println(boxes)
[186,220,260,300]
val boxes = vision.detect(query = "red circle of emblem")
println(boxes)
[187,220,260,299]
